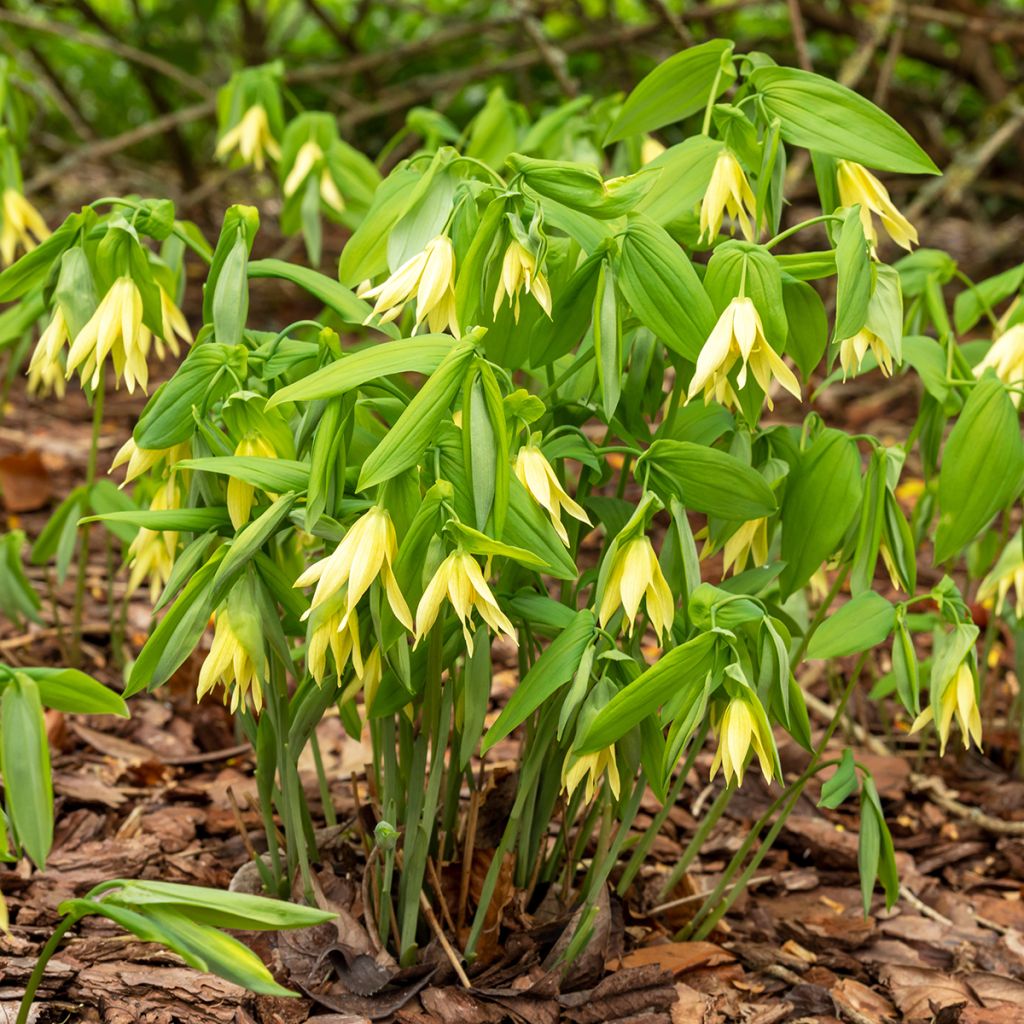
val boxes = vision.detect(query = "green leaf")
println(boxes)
[82,507,231,531]
[819,748,858,809]
[213,493,296,599]
[358,338,477,491]
[268,337,454,407]
[504,476,579,581]
[0,210,86,302]
[782,278,828,378]
[605,40,736,142]
[134,343,244,449]
[750,66,939,174]
[249,258,396,334]
[935,375,1024,562]
[125,549,224,695]
[954,264,1024,335]
[857,788,881,915]
[640,440,777,519]
[2,673,52,867]
[483,611,596,752]
[179,457,309,493]
[807,592,896,659]
[593,260,622,419]
[704,241,786,344]
[19,667,128,717]
[779,429,862,597]
[616,214,716,361]
[833,208,871,344]
[635,135,722,226]
[212,233,250,346]
[98,879,334,931]
[577,632,718,753]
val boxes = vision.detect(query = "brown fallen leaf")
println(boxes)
[832,976,897,1024]
[0,451,52,512]
[613,941,736,976]
[879,964,978,1020]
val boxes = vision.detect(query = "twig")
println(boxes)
[899,883,954,926]
[419,889,471,988]
[803,689,891,756]
[0,9,212,98]
[648,874,772,916]
[908,88,1024,219]
[26,99,215,192]
[511,0,578,96]
[786,0,814,71]
[648,0,694,46]
[426,856,458,936]
[911,772,1024,836]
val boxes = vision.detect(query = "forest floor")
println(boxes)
[1,255,1023,1024]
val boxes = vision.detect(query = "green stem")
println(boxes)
[701,65,724,136]
[17,911,83,1024]
[680,659,865,940]
[618,726,707,896]
[89,197,212,263]
[309,731,337,829]
[764,214,842,249]
[71,378,104,667]
[658,781,734,902]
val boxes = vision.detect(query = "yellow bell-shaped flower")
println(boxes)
[710,695,776,786]
[359,235,460,335]
[492,240,552,322]
[836,159,917,253]
[700,149,756,243]
[910,661,982,755]
[294,506,412,631]
[688,297,800,411]
[414,549,515,653]
[215,104,281,172]
[514,444,590,545]
[597,535,674,640]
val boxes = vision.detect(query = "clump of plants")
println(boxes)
[5,38,1024,999]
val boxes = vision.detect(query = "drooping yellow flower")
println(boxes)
[227,434,277,529]
[977,534,1024,619]
[836,159,917,253]
[514,444,590,545]
[153,286,192,360]
[126,478,180,603]
[27,307,68,398]
[710,695,776,786]
[598,536,674,640]
[721,517,768,577]
[307,604,364,684]
[197,607,262,713]
[561,743,621,804]
[282,140,345,214]
[110,437,190,485]
[838,326,895,380]
[975,324,1024,406]
[0,189,49,266]
[358,235,459,335]
[65,276,149,393]
[215,104,281,171]
[910,661,982,755]
[700,149,756,243]
[414,549,516,652]
[688,297,801,411]
[492,240,552,322]
[293,506,412,630]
